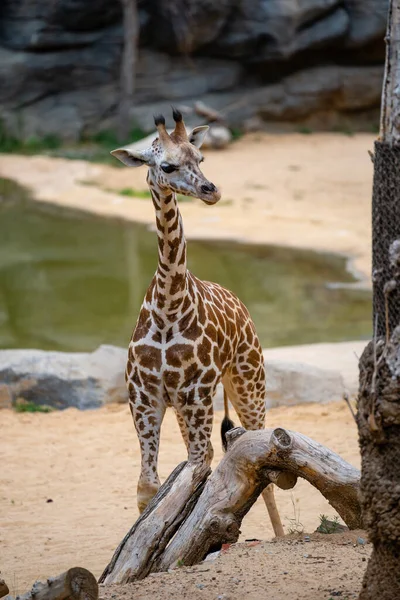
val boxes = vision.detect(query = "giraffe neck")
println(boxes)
[147,170,188,315]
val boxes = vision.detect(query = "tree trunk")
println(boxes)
[101,427,362,585]
[357,2,400,598]
[117,0,138,143]
[3,568,98,600]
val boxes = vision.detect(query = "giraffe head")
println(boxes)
[111,109,221,205]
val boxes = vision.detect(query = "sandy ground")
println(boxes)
[1,401,361,595]
[100,533,370,600]
[0,132,374,284]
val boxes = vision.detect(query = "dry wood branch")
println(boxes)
[99,461,210,585]
[156,427,361,571]
[4,568,98,600]
[102,427,361,583]
[0,580,9,599]
[194,101,225,123]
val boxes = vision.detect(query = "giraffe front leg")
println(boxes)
[177,395,214,467]
[128,393,165,513]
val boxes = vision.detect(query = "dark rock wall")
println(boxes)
[0,0,389,140]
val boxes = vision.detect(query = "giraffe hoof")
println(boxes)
[137,482,159,513]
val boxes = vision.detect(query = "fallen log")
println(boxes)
[99,461,210,584]
[101,427,361,584]
[4,568,98,600]
[0,580,9,599]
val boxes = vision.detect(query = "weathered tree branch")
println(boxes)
[0,580,9,599]
[101,427,361,584]
[4,568,98,600]
[99,461,210,584]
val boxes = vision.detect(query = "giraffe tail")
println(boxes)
[221,388,235,452]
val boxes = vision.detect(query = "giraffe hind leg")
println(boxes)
[222,370,285,537]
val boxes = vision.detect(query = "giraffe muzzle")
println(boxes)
[199,182,221,204]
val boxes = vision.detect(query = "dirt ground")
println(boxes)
[100,533,370,600]
[1,401,363,597]
[0,132,373,283]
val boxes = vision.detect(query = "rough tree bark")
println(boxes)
[117,0,138,143]
[357,1,400,598]
[3,568,98,600]
[101,427,362,585]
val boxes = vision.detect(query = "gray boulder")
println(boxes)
[0,0,387,141]
[0,344,345,412]
[344,0,388,47]
[214,0,349,60]
[130,64,382,133]
[264,360,344,409]
[0,345,128,410]
[0,0,122,50]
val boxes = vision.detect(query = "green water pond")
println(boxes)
[0,177,372,351]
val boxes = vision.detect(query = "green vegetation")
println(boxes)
[286,496,304,534]
[0,121,62,154]
[296,126,313,135]
[331,124,355,137]
[118,187,152,199]
[0,119,147,166]
[316,514,341,534]
[14,400,52,413]
[230,127,244,141]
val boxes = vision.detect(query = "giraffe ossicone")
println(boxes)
[111,108,284,537]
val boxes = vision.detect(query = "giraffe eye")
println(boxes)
[161,163,177,174]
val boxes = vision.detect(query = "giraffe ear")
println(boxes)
[110,147,154,167]
[188,126,209,149]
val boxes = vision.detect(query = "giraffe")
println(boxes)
[111,108,284,537]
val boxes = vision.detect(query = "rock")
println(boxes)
[357,537,366,545]
[202,125,232,149]
[0,343,347,412]
[0,0,122,50]
[212,0,348,60]
[135,51,242,104]
[144,0,231,53]
[0,383,12,409]
[344,0,388,47]
[264,361,344,409]
[0,0,387,141]
[0,30,121,109]
[0,345,128,410]
[213,357,344,410]
[4,86,117,142]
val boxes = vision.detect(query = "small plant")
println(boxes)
[0,120,62,154]
[331,124,355,137]
[296,126,313,135]
[286,495,304,535]
[316,514,341,534]
[14,400,52,414]
[176,558,185,567]
[230,127,244,141]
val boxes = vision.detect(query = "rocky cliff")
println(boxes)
[0,0,388,141]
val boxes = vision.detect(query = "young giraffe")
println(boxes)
[111,109,284,537]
